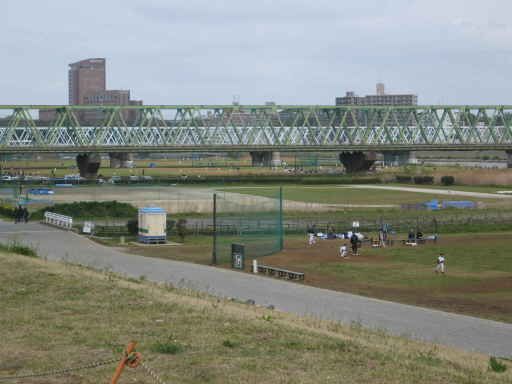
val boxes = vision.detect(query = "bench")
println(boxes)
[257,264,304,281]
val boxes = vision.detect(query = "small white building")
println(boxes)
[138,207,166,243]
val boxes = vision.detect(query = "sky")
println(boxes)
[2,0,512,105]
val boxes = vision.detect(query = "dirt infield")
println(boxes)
[259,233,512,323]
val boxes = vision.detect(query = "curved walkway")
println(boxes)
[1,220,511,357]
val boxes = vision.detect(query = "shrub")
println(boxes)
[127,219,138,235]
[0,241,38,257]
[489,356,507,373]
[151,341,183,355]
[176,219,188,242]
[0,205,15,218]
[413,176,434,185]
[440,176,455,186]
[222,339,237,348]
[32,201,137,220]
[395,175,413,183]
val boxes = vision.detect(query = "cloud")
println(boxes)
[1,0,512,104]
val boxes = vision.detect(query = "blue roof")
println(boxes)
[139,207,166,214]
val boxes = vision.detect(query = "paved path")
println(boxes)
[343,185,512,199]
[2,220,511,356]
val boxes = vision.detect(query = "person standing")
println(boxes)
[22,207,29,223]
[308,232,316,246]
[350,232,359,256]
[14,205,21,224]
[340,243,348,258]
[435,253,446,274]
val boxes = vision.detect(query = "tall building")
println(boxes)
[40,58,142,123]
[335,83,418,106]
[68,58,106,105]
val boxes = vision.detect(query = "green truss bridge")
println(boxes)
[2,104,512,151]
[1,104,512,175]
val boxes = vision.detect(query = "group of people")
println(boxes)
[340,232,360,258]
[14,205,29,223]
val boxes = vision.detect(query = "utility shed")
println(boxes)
[138,206,166,244]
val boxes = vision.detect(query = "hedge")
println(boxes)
[413,176,434,185]
[32,201,137,220]
[440,176,455,186]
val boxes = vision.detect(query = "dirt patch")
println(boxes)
[256,234,512,323]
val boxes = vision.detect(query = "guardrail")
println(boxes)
[44,211,73,230]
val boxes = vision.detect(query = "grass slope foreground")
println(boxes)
[1,252,510,384]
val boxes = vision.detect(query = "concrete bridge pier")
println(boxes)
[271,151,282,167]
[76,153,101,178]
[339,151,377,173]
[250,151,281,167]
[382,151,418,167]
[109,152,134,168]
[506,150,512,168]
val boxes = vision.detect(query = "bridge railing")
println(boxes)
[44,211,73,230]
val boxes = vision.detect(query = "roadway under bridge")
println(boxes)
[1,105,512,176]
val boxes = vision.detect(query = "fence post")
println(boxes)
[279,186,284,250]
[212,193,217,265]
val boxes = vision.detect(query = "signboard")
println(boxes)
[82,221,94,234]
[352,221,360,228]
[231,243,245,270]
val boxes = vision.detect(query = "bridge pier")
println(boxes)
[76,153,101,178]
[382,151,418,167]
[507,150,512,168]
[109,152,134,168]
[250,151,281,167]
[339,151,377,173]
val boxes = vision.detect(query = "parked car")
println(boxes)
[28,188,55,195]
[109,175,121,184]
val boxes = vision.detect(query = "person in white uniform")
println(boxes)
[435,253,446,274]
[308,232,316,246]
[340,244,348,258]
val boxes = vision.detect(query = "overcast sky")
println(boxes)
[2,0,511,105]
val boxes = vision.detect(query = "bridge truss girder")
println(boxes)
[1,105,512,152]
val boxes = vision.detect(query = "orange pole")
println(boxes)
[111,341,137,384]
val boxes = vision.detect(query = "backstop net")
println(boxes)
[212,187,283,265]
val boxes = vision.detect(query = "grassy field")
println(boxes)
[1,251,511,383]
[263,232,512,323]
[222,185,509,206]
[124,232,512,324]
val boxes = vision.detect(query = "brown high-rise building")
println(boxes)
[68,58,106,105]
[39,57,142,123]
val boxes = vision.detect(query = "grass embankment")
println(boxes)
[1,252,510,383]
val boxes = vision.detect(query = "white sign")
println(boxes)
[82,221,94,234]
[352,221,360,228]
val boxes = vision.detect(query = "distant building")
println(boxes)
[335,83,418,126]
[39,58,142,123]
[68,58,106,105]
[335,83,418,106]
[83,90,142,123]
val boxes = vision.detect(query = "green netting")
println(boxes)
[213,187,283,264]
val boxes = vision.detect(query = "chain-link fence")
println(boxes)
[212,187,283,264]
